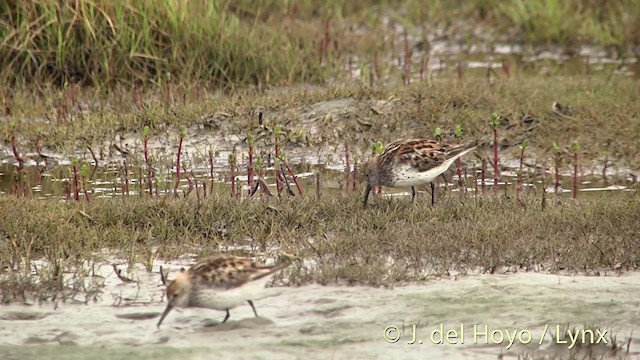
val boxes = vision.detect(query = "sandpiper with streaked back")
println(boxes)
[157,254,290,328]
[363,138,478,207]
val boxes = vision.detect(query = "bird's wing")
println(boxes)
[382,139,470,172]
[190,255,285,290]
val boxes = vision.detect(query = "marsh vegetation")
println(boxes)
[0,1,639,359]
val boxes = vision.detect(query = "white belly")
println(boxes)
[190,275,273,311]
[391,162,450,187]
[390,148,473,187]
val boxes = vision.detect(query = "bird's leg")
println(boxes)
[222,309,230,323]
[430,182,436,206]
[247,300,258,317]
[363,184,372,208]
[411,186,416,203]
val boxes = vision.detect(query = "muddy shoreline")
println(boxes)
[0,264,638,360]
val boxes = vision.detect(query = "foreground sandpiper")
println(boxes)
[363,138,478,207]
[157,255,290,328]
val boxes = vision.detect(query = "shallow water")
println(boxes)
[0,155,636,201]
[0,261,639,360]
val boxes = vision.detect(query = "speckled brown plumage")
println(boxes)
[157,254,290,328]
[187,255,287,290]
[363,138,479,207]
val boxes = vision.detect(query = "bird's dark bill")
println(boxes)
[157,303,173,328]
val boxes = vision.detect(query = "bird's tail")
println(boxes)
[252,260,292,281]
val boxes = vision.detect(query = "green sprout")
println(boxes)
[274,124,282,137]
[247,133,255,147]
[255,156,264,173]
[179,125,186,138]
[572,140,580,154]
[372,141,384,154]
[80,163,90,179]
[454,124,463,138]
[490,113,501,129]
[229,146,237,166]
[143,125,151,139]
[278,150,287,162]
[551,142,560,153]
[519,139,529,151]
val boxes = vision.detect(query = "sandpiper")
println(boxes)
[157,255,290,328]
[363,138,478,207]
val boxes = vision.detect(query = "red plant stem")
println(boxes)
[502,60,510,78]
[456,158,463,192]
[602,156,609,185]
[124,161,130,196]
[474,165,479,194]
[174,135,184,196]
[35,136,43,158]
[493,128,499,192]
[72,165,80,201]
[373,53,380,81]
[138,168,143,196]
[481,159,486,194]
[248,144,254,191]
[11,135,24,168]
[35,136,45,185]
[82,176,90,202]
[275,141,282,197]
[11,135,25,196]
[191,171,200,205]
[573,152,578,199]
[517,149,525,199]
[352,161,358,192]
[463,167,468,194]
[85,144,99,180]
[403,30,412,85]
[230,163,236,198]
[554,153,560,194]
[344,143,351,193]
[319,19,330,65]
[542,173,547,211]
[209,151,215,196]
[285,163,303,196]
[144,137,153,196]
[183,165,194,197]
[316,172,321,198]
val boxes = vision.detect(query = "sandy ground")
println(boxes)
[1,262,639,360]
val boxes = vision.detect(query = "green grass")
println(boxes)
[0,0,324,88]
